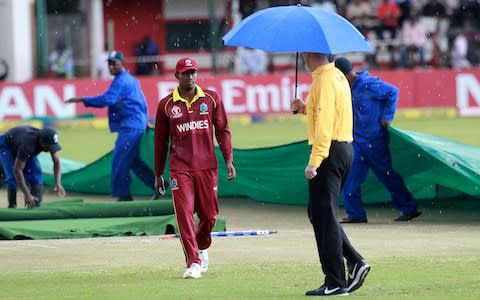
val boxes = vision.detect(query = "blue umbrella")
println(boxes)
[223,4,373,98]
[223,4,373,54]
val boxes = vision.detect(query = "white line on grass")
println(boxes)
[15,242,58,249]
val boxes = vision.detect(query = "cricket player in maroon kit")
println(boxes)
[154,57,236,279]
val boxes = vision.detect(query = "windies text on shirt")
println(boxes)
[176,120,209,133]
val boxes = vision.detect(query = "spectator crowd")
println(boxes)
[261,0,480,70]
[21,0,480,81]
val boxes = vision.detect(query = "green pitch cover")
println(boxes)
[41,127,480,205]
[0,199,226,240]
[0,215,226,240]
[0,199,174,221]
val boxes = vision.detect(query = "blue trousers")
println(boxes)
[341,135,417,220]
[111,128,155,198]
[0,135,43,189]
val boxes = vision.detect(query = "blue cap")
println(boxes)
[107,50,124,63]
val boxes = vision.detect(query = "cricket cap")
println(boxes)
[334,57,353,75]
[107,50,125,63]
[39,127,61,152]
[176,57,198,73]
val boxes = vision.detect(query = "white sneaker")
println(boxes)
[199,249,209,272]
[183,263,202,279]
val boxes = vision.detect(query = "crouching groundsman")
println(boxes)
[0,126,66,208]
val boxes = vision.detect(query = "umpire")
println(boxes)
[291,53,370,296]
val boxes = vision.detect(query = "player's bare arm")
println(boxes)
[226,161,236,180]
[13,159,36,208]
[64,97,83,103]
[154,175,166,195]
[51,151,66,197]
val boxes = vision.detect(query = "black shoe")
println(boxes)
[394,209,422,221]
[340,217,368,224]
[347,260,371,293]
[117,196,133,201]
[306,285,349,296]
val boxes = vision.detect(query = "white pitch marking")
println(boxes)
[17,242,58,249]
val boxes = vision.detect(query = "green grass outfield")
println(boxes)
[0,115,479,299]
[1,257,478,300]
[1,194,479,300]
[47,114,480,163]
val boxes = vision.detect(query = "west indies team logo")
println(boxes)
[171,178,178,190]
[171,106,183,119]
[199,103,208,115]
[184,59,194,67]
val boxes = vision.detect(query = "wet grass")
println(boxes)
[0,256,478,300]
[55,115,480,163]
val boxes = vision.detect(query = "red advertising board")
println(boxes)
[1,68,480,120]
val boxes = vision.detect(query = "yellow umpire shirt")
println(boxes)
[305,62,353,168]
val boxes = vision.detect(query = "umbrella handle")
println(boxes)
[293,52,299,114]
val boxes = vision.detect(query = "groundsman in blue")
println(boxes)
[65,50,156,201]
[334,57,421,223]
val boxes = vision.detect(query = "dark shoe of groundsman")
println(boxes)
[394,208,422,221]
[340,217,368,224]
[151,193,162,200]
[347,260,371,293]
[305,285,349,296]
[117,196,133,201]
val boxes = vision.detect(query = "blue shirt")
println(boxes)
[351,71,398,143]
[83,70,148,132]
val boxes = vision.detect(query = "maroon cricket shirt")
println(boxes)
[154,86,233,176]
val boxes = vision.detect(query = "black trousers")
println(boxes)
[308,141,364,288]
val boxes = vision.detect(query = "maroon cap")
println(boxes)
[175,57,198,73]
